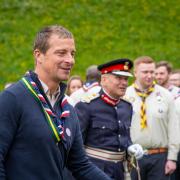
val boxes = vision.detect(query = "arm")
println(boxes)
[0,91,19,179]
[67,108,111,180]
[165,95,179,174]
[74,102,90,142]
[127,103,133,147]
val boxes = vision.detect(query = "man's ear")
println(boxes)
[33,49,43,64]
[100,74,107,86]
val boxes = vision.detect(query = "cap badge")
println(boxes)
[124,62,129,70]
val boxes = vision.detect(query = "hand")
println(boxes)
[128,144,144,160]
[165,160,176,175]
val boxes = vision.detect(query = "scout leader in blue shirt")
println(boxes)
[75,59,144,180]
[0,25,111,180]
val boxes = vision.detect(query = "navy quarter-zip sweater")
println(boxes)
[0,73,111,180]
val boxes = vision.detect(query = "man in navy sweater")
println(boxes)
[0,25,111,180]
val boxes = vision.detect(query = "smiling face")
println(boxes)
[101,73,129,99]
[155,66,169,87]
[69,79,83,95]
[34,35,76,86]
[169,73,180,87]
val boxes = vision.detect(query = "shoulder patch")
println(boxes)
[81,92,100,103]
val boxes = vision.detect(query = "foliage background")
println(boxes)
[0,0,179,90]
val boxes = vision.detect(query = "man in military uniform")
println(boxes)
[75,59,144,180]
[125,56,179,180]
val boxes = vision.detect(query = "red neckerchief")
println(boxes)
[101,91,120,106]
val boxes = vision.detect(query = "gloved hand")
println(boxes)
[127,144,144,160]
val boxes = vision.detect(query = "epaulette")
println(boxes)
[81,92,100,103]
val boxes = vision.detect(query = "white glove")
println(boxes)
[128,144,144,160]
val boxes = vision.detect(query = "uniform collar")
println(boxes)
[100,89,120,106]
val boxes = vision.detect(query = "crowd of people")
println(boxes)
[0,24,180,180]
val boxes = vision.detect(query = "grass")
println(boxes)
[0,0,179,89]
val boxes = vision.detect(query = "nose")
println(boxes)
[155,73,160,80]
[147,72,151,77]
[65,53,75,65]
[74,87,79,91]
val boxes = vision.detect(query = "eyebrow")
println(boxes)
[54,49,75,53]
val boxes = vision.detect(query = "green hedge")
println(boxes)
[0,0,179,90]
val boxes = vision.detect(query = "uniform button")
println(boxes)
[118,134,121,138]
[118,148,121,152]
[102,126,106,129]
[118,120,121,123]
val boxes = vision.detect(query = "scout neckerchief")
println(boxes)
[133,82,155,129]
[21,73,70,143]
[101,90,120,106]
[83,81,99,92]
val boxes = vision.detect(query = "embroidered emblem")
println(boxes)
[124,62,129,70]
[156,92,162,102]
[158,109,163,113]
